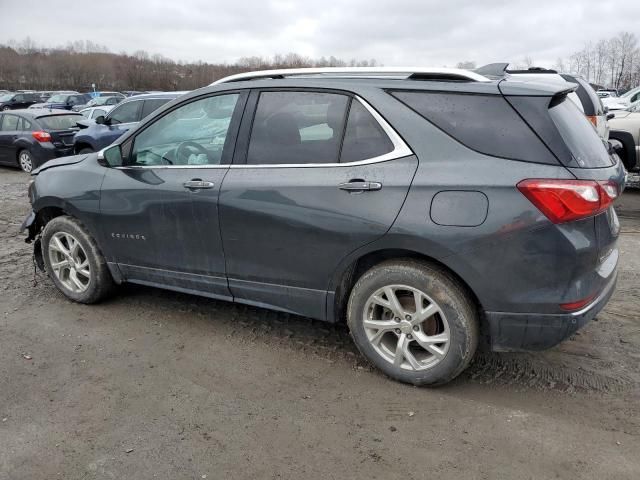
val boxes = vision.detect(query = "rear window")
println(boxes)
[390,90,557,164]
[37,115,82,130]
[548,97,612,168]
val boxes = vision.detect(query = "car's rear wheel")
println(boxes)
[18,150,34,173]
[42,216,114,303]
[78,147,93,154]
[347,259,479,386]
[1,106,9,111]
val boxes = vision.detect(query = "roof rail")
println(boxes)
[210,67,490,85]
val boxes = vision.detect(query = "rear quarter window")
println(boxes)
[389,90,557,164]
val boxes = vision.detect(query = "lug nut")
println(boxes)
[395,329,401,334]
[394,317,401,322]
[413,325,419,331]
[407,334,412,339]
[405,315,412,321]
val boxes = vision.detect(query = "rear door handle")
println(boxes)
[183,179,215,190]
[338,180,382,192]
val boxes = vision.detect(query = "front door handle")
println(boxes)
[338,180,382,192]
[183,179,215,190]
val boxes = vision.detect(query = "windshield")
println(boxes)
[628,100,640,113]
[621,87,640,99]
[37,114,82,130]
[0,94,14,102]
[48,94,68,103]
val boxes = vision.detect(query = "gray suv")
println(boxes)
[21,67,625,386]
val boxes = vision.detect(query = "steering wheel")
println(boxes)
[176,141,210,164]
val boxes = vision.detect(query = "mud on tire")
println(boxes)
[41,215,114,303]
[347,259,479,386]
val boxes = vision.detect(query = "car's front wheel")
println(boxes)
[41,216,114,303]
[347,259,479,386]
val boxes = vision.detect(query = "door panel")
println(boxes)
[218,156,418,319]
[99,166,230,297]
[97,91,246,297]
[0,114,20,165]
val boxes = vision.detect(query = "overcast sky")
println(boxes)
[1,0,638,67]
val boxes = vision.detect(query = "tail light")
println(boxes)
[32,131,51,142]
[585,115,598,128]
[517,179,618,224]
[560,293,597,312]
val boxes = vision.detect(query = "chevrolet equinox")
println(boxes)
[21,67,625,386]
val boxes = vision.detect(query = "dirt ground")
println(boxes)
[0,167,639,480]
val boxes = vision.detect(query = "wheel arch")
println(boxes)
[609,129,637,171]
[328,247,484,327]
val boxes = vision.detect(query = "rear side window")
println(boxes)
[0,115,19,131]
[340,100,394,162]
[390,90,557,164]
[548,97,612,168]
[247,91,348,165]
[109,101,141,124]
[141,99,170,119]
[37,115,82,130]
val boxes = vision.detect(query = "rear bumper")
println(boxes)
[30,143,74,167]
[486,271,617,351]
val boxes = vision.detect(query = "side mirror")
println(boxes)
[95,115,106,125]
[97,145,123,167]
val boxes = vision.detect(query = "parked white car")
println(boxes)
[608,100,640,172]
[602,86,640,110]
[78,106,114,120]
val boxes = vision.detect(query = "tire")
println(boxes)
[1,106,9,111]
[347,259,479,386]
[41,215,114,303]
[17,149,34,173]
[78,147,93,154]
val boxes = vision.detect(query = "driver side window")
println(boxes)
[130,93,240,167]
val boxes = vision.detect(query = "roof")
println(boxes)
[4,109,83,118]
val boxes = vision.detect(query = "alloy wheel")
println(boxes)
[362,285,450,371]
[47,232,91,293]
[19,151,33,173]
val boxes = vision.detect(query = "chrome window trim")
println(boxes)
[109,95,413,170]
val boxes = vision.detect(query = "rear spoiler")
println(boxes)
[474,63,561,80]
[473,63,510,79]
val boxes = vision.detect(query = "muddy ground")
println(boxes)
[0,167,638,479]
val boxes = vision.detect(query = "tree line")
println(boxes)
[0,38,378,92]
[554,32,639,90]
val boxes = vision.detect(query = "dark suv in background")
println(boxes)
[0,92,40,110]
[22,68,624,386]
